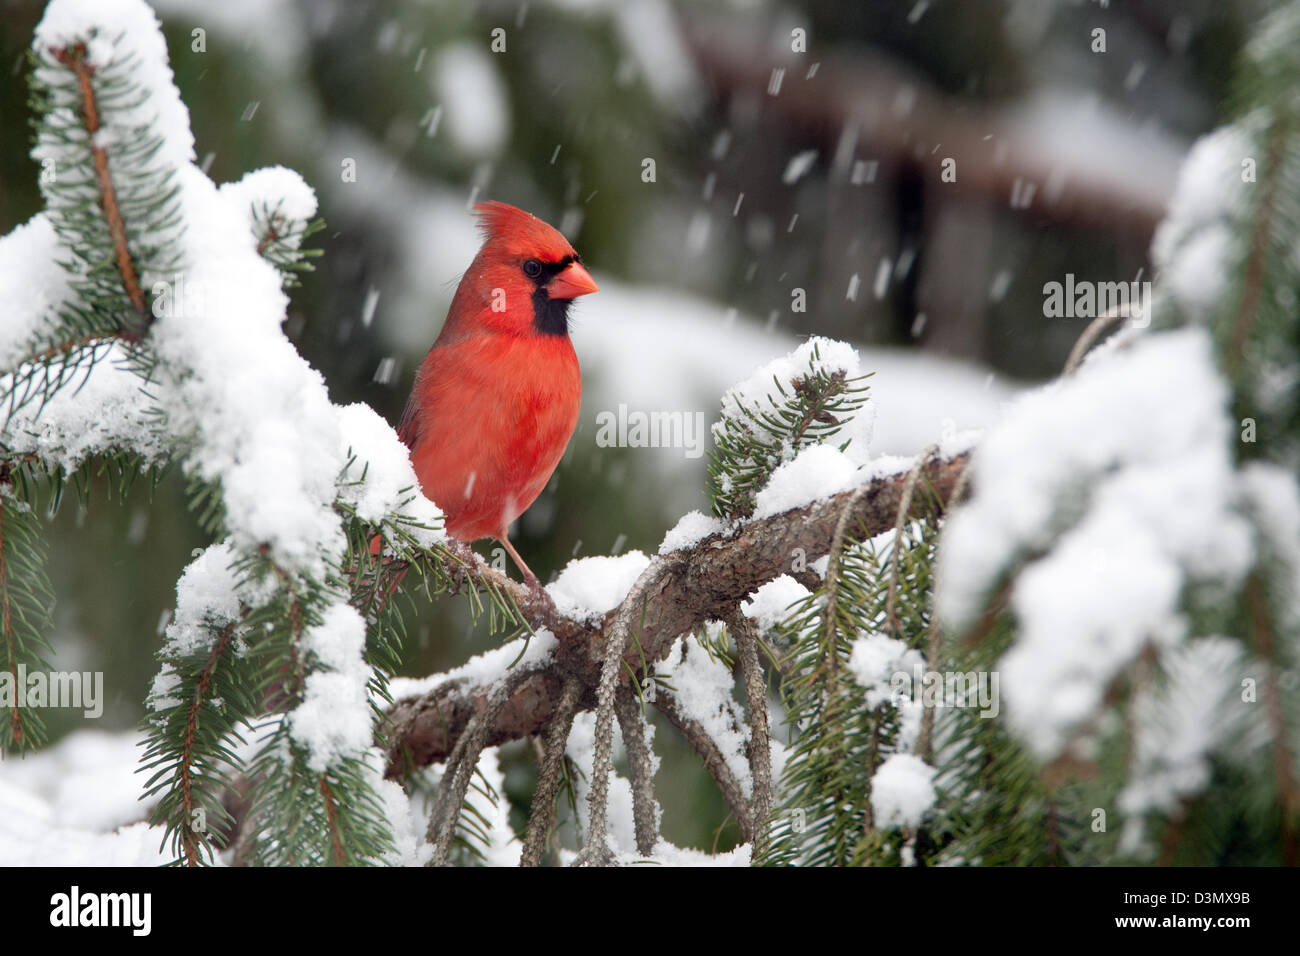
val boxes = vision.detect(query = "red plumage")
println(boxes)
[397,202,598,583]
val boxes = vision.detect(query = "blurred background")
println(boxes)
[0,0,1261,851]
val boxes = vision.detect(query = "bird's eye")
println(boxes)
[522,259,543,279]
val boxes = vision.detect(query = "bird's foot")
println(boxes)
[522,571,559,617]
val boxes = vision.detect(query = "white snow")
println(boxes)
[0,214,69,371]
[624,841,752,866]
[33,0,196,173]
[389,628,559,701]
[148,665,185,712]
[849,633,925,710]
[718,336,876,468]
[0,725,429,866]
[740,574,811,631]
[657,634,791,802]
[869,753,936,829]
[288,603,374,772]
[658,509,725,554]
[373,771,433,867]
[336,402,444,545]
[0,728,172,865]
[547,550,651,621]
[0,730,154,833]
[782,150,819,185]
[0,801,170,866]
[566,711,641,855]
[0,342,165,471]
[1150,126,1250,323]
[1005,522,1185,755]
[219,165,320,245]
[1118,636,1250,819]
[863,452,922,481]
[154,541,243,663]
[151,163,347,580]
[752,444,861,519]
[938,329,1255,758]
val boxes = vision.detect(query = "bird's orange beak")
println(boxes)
[548,260,599,300]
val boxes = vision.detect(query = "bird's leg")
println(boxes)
[495,533,557,612]
[497,534,540,588]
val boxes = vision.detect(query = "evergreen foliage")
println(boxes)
[0,491,57,753]
[761,517,941,866]
[2,0,1298,869]
[1,4,473,866]
[706,342,871,521]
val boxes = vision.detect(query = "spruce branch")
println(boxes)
[0,488,56,753]
[250,201,324,290]
[27,332,121,365]
[177,620,238,866]
[817,480,877,689]
[884,445,939,638]
[141,589,258,867]
[232,555,399,865]
[729,613,772,856]
[48,41,149,335]
[614,683,660,856]
[1227,113,1289,375]
[426,680,513,866]
[8,0,1298,871]
[652,690,754,841]
[521,676,584,867]
[385,454,971,775]
[1246,573,1300,864]
[572,563,664,866]
[319,775,348,865]
[1062,306,1134,375]
[707,342,871,521]
[926,5,1300,868]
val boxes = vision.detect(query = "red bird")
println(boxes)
[397,202,598,587]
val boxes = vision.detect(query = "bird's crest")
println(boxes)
[473,201,576,261]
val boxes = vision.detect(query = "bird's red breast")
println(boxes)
[398,202,598,543]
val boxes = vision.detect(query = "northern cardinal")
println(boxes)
[396,201,598,588]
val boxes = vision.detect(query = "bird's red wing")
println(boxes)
[405,332,580,542]
[396,378,424,450]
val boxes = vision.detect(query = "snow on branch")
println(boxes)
[4,0,447,864]
[383,452,971,776]
[10,0,1296,869]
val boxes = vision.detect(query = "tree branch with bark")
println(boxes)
[383,451,970,779]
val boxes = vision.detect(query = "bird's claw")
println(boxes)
[523,573,558,615]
